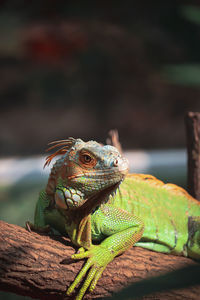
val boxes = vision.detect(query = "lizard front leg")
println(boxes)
[26,190,52,232]
[26,190,66,235]
[67,204,144,299]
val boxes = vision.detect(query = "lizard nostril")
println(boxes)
[113,159,118,167]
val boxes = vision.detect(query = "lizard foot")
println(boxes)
[66,245,115,300]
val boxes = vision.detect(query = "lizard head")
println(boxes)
[45,138,129,212]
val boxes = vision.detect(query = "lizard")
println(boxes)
[27,137,200,300]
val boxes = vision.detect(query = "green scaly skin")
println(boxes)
[27,138,200,300]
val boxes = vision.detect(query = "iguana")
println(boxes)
[27,137,200,300]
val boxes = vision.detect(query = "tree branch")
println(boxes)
[106,129,123,154]
[0,220,199,299]
[185,111,200,200]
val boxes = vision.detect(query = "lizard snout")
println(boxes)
[113,156,129,175]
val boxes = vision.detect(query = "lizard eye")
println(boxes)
[79,151,97,167]
[83,154,92,163]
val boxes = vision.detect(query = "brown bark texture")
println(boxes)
[0,220,200,299]
[185,112,200,200]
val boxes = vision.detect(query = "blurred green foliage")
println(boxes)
[165,5,200,87]
[164,64,200,86]
[0,180,46,226]
[181,5,200,25]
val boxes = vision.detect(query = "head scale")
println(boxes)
[45,137,129,212]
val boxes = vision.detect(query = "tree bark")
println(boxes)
[185,111,200,200]
[0,220,199,299]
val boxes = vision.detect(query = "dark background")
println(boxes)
[1,0,200,157]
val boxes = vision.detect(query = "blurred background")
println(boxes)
[1,1,200,298]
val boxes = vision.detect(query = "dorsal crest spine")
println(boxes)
[44,137,76,168]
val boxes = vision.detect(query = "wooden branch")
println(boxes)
[106,129,123,154]
[0,220,200,299]
[185,112,200,200]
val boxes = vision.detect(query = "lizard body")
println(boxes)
[28,138,200,299]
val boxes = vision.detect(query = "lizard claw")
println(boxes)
[25,221,53,234]
[76,247,85,254]
[25,221,33,232]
